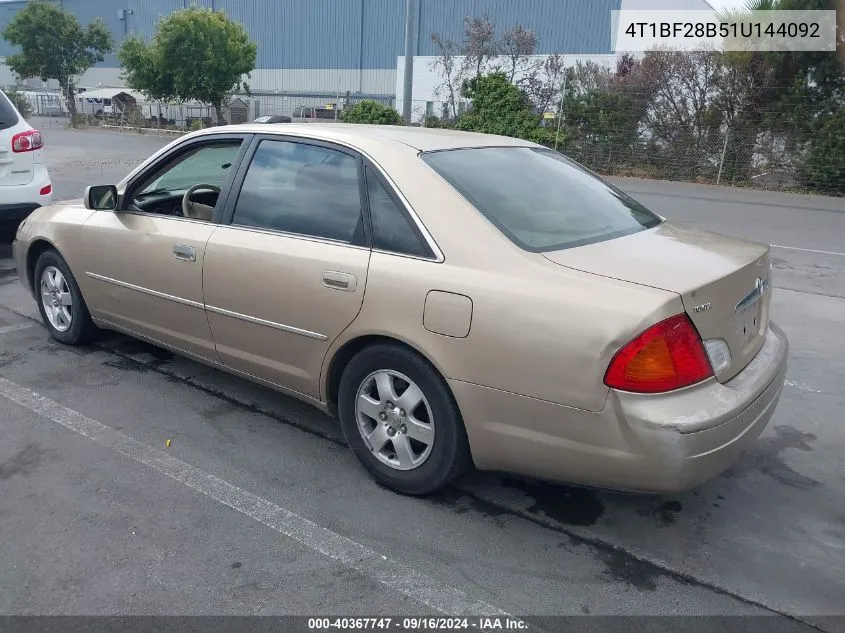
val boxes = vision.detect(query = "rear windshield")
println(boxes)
[0,89,21,131]
[421,147,662,252]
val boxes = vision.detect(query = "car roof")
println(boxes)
[193,123,539,152]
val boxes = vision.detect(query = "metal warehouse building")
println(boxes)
[1,0,711,110]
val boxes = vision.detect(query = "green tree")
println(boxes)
[558,59,650,174]
[1,0,112,116]
[119,7,256,124]
[457,72,551,144]
[800,108,845,194]
[715,0,843,184]
[340,100,403,125]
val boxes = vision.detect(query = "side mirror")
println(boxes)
[84,185,118,211]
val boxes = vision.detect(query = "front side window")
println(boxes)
[231,139,364,244]
[127,140,242,218]
[138,143,242,196]
[421,147,662,252]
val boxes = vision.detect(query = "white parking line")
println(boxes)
[771,244,845,257]
[0,376,511,619]
[0,323,38,336]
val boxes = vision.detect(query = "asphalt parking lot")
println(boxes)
[1,120,843,628]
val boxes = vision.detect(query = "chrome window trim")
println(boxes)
[221,223,371,252]
[109,209,215,225]
[362,159,443,263]
[219,225,440,263]
[371,248,441,264]
[141,128,446,263]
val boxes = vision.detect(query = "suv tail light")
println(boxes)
[12,129,44,153]
[604,314,713,393]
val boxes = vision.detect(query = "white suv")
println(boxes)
[0,88,52,233]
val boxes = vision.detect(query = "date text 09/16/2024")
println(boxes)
[307,617,528,631]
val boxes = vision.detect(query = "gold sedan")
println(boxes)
[13,124,788,495]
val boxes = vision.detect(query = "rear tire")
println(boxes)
[34,249,97,345]
[338,343,471,495]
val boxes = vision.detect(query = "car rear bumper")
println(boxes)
[450,322,788,493]
[0,203,40,224]
[0,164,52,228]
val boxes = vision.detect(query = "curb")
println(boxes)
[98,124,187,137]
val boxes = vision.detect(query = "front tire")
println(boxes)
[34,249,97,345]
[338,343,471,495]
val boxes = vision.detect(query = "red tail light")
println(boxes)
[604,314,713,393]
[12,129,44,153]
[40,184,52,196]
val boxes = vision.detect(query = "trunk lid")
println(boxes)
[543,221,772,382]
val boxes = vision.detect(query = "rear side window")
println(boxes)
[365,167,433,259]
[0,90,21,131]
[421,147,662,252]
[231,139,365,244]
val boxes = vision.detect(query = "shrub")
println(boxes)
[340,100,403,125]
[126,109,146,128]
[189,118,204,131]
[5,87,33,118]
[456,72,550,145]
[800,108,845,195]
[423,114,452,128]
[70,113,89,127]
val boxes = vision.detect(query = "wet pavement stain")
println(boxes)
[112,338,175,361]
[102,357,152,373]
[726,425,820,489]
[592,545,669,591]
[431,488,512,525]
[28,342,99,358]
[199,401,243,441]
[501,477,606,526]
[560,536,676,592]
[0,351,24,368]
[0,444,54,480]
[635,499,684,526]
[202,400,242,422]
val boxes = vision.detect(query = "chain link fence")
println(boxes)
[548,92,844,195]
[411,89,845,197]
[7,89,397,129]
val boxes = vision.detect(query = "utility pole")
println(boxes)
[402,0,418,124]
[554,72,567,151]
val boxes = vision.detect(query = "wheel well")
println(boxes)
[26,239,56,292]
[325,335,443,414]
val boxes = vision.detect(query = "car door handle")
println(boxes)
[322,271,357,292]
[173,244,196,262]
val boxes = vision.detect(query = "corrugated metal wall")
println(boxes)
[0,1,28,58]
[417,0,619,58]
[2,0,623,68]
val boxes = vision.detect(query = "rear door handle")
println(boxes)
[173,244,196,262]
[322,270,357,292]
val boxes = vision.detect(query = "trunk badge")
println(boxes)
[736,277,770,314]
